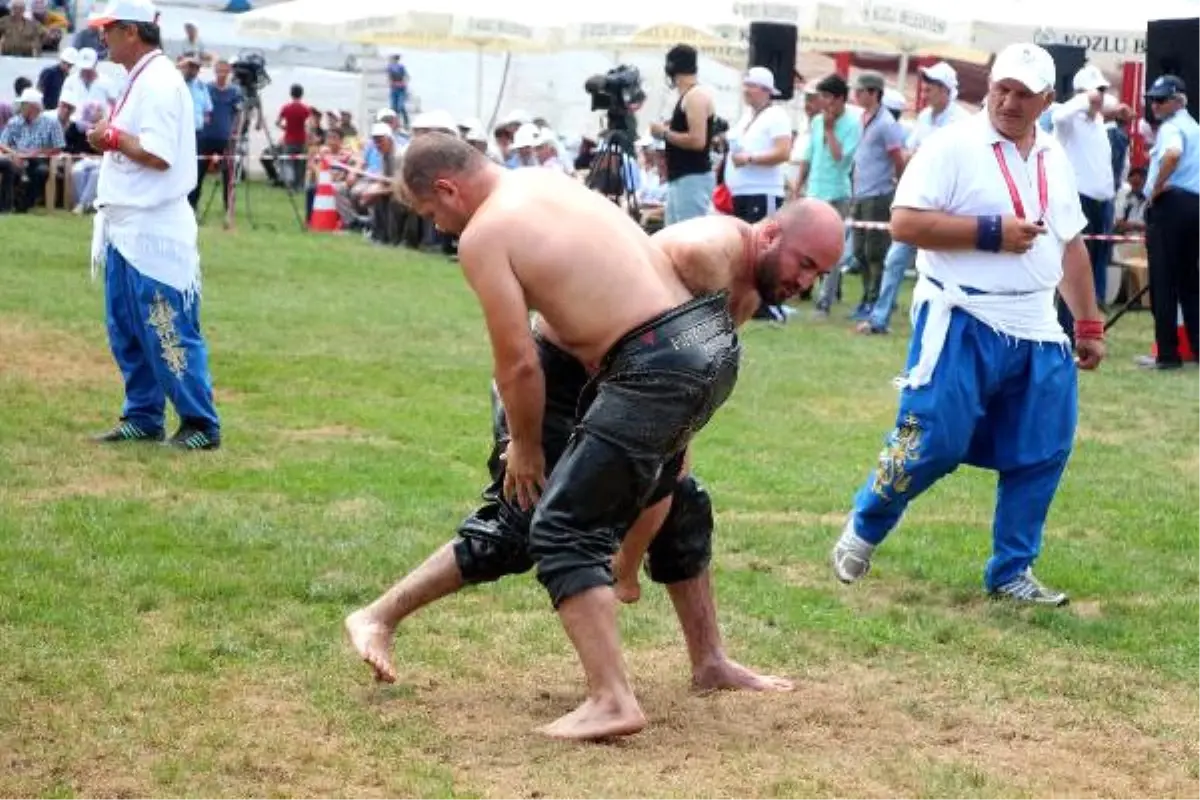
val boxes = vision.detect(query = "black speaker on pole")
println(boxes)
[1042,43,1088,103]
[1146,17,1199,121]
[747,22,797,101]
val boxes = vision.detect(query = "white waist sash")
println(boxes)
[90,198,201,304]
[897,275,1068,390]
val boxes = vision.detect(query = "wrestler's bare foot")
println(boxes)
[344,608,398,683]
[693,657,794,693]
[536,694,647,741]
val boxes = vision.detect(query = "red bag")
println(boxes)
[713,182,733,215]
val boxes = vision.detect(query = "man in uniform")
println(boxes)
[86,0,221,450]
[831,43,1106,605]
[347,149,843,740]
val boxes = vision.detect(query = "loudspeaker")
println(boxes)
[1146,17,1199,121]
[748,22,797,101]
[1042,43,1088,104]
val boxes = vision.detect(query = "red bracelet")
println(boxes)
[1074,319,1105,341]
[102,127,122,152]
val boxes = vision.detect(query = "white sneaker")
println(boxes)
[990,569,1069,607]
[832,518,875,584]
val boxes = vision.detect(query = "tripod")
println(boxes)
[585,117,640,221]
[200,92,306,232]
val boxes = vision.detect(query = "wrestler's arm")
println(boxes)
[457,224,545,453]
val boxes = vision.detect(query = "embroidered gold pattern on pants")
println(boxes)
[147,291,187,380]
[871,413,923,498]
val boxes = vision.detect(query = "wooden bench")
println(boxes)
[1112,246,1150,309]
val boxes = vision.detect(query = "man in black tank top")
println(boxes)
[650,44,716,225]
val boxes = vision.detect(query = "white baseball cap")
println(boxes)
[512,123,540,149]
[375,107,397,122]
[743,66,781,97]
[882,87,907,113]
[990,42,1057,95]
[369,121,392,138]
[500,109,531,127]
[464,127,487,143]
[88,0,159,26]
[919,61,958,92]
[60,46,78,65]
[76,47,98,70]
[411,109,457,132]
[1072,64,1109,92]
[17,88,44,106]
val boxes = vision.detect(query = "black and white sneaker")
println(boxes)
[93,420,165,444]
[167,425,221,451]
[990,568,1068,607]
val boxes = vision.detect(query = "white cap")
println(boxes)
[17,88,43,106]
[464,127,487,143]
[500,109,531,127]
[87,0,159,27]
[990,43,1057,95]
[60,46,78,64]
[459,116,482,131]
[411,109,457,132]
[1073,64,1109,92]
[882,87,907,113]
[369,121,392,138]
[743,66,781,97]
[76,47,98,70]
[919,61,958,92]
[512,122,540,149]
[375,107,397,121]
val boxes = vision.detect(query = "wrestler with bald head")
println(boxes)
[347,131,843,740]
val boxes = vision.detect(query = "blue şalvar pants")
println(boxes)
[851,302,1077,590]
[104,245,220,436]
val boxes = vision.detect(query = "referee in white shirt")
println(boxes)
[832,43,1105,606]
[86,0,221,451]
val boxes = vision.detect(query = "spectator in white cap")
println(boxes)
[882,87,907,118]
[832,43,1104,607]
[37,45,77,111]
[861,61,970,335]
[375,106,408,150]
[786,85,824,200]
[464,126,488,155]
[85,0,222,451]
[725,65,794,320]
[179,19,209,64]
[0,87,64,211]
[1052,63,1127,316]
[61,47,117,128]
[509,122,539,167]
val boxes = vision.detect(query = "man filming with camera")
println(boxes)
[650,44,716,226]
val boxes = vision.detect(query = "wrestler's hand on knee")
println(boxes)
[501,439,545,511]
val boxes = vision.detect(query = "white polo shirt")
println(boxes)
[906,102,970,152]
[892,112,1087,388]
[1051,92,1115,201]
[60,72,117,122]
[726,103,792,197]
[93,50,200,297]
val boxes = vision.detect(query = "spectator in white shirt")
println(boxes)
[861,61,971,335]
[726,66,794,321]
[1112,165,1148,234]
[1052,64,1128,314]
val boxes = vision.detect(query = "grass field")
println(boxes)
[1,192,1197,798]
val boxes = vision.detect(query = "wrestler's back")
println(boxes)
[479,170,691,364]
[650,217,762,325]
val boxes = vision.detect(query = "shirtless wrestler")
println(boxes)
[346,136,844,739]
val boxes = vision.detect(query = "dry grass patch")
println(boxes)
[0,316,115,389]
[372,645,1198,799]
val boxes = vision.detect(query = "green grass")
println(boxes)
[1,191,1197,798]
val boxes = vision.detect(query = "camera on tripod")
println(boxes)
[230,51,271,99]
[584,64,645,136]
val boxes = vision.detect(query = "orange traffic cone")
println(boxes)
[1150,306,1194,361]
[309,156,341,233]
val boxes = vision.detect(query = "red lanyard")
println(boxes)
[992,141,1047,221]
[111,50,163,121]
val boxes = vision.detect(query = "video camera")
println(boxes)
[583,64,645,136]
[230,51,271,99]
